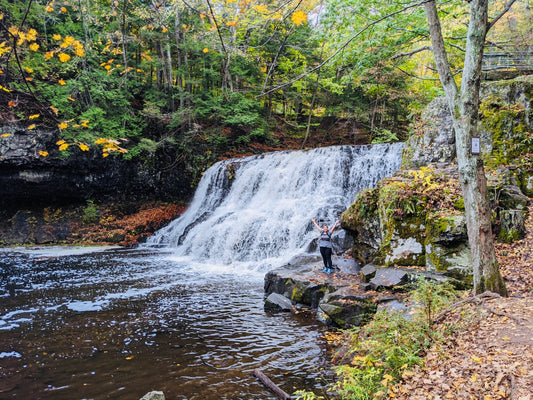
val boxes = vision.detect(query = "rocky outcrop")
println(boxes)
[0,125,193,208]
[263,256,451,327]
[342,75,533,287]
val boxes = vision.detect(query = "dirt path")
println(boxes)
[390,204,533,400]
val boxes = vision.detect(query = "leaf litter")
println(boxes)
[389,203,533,400]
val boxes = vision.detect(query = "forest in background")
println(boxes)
[0,0,531,163]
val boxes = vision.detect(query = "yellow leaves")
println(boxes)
[25,67,34,74]
[470,373,478,383]
[471,355,482,362]
[74,46,85,57]
[29,42,39,51]
[94,138,128,157]
[1,133,12,138]
[45,51,54,60]
[50,105,59,115]
[200,13,206,19]
[78,143,89,151]
[253,4,268,14]
[104,64,112,70]
[58,79,66,85]
[27,28,38,42]
[58,53,71,62]
[39,150,49,157]
[291,10,307,25]
[53,34,62,41]
[60,36,75,48]
[0,41,11,57]
[28,124,36,130]
[125,355,135,360]
[380,373,394,387]
[60,6,67,13]
[1,85,11,93]
[29,114,40,119]
[58,122,68,130]
[226,21,238,27]
[45,5,54,12]
[67,96,75,101]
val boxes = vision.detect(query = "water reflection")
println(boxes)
[0,247,330,399]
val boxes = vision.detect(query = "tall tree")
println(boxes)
[424,0,513,296]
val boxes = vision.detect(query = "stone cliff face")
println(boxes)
[342,75,533,286]
[0,125,193,208]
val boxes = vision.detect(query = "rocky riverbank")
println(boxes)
[263,255,450,328]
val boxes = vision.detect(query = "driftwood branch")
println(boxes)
[435,291,523,324]
[434,291,500,323]
[253,369,291,400]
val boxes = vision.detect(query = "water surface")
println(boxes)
[0,247,330,399]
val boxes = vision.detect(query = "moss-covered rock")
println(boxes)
[344,75,533,288]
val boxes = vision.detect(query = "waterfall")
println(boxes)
[148,143,405,270]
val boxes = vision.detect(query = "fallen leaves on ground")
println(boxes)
[390,202,533,400]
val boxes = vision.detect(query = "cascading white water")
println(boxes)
[148,143,405,270]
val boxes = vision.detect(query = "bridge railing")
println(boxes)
[482,44,533,72]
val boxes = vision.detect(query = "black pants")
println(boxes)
[320,247,333,269]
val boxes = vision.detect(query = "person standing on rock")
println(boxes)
[311,218,341,274]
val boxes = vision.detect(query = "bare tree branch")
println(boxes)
[488,0,518,31]
[205,0,227,55]
[392,45,431,60]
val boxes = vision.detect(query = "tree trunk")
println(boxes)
[424,0,507,295]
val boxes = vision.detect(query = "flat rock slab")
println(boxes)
[369,268,409,290]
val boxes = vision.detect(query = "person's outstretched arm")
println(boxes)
[311,218,322,233]
[329,219,341,234]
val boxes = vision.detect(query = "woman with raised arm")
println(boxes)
[311,218,341,274]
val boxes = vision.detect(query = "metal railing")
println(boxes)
[482,44,533,72]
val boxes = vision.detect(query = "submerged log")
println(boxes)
[253,368,292,400]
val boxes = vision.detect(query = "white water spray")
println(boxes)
[148,143,404,270]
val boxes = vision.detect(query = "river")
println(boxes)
[0,246,330,399]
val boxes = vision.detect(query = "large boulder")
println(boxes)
[342,75,533,288]
[402,97,456,169]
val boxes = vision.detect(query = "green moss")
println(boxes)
[291,284,304,303]
[453,198,464,210]
[498,227,521,243]
[480,95,533,170]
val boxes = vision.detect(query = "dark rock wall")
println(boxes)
[0,126,194,208]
